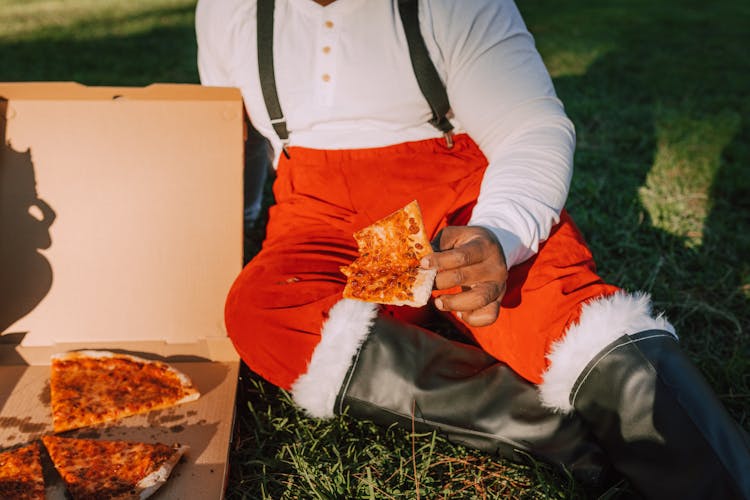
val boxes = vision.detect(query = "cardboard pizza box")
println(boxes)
[0,82,244,498]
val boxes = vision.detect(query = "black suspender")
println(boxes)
[256,0,291,158]
[397,0,454,146]
[256,0,454,156]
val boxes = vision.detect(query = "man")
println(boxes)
[196,0,750,497]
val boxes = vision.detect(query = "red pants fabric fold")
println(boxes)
[225,135,619,390]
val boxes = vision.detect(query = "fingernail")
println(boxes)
[456,311,463,320]
[435,298,443,310]
[420,257,430,268]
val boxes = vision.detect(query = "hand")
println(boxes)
[420,226,508,327]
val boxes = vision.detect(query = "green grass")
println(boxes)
[2,0,748,497]
[0,0,198,85]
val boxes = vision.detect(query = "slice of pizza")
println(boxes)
[42,435,188,500]
[50,350,200,433]
[0,442,45,500]
[341,200,436,307]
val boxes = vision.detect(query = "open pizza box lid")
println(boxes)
[0,82,244,498]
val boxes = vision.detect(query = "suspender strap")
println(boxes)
[257,0,454,154]
[256,0,290,158]
[397,0,454,146]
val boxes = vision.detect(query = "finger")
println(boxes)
[435,225,474,251]
[434,262,490,290]
[422,238,486,271]
[435,281,505,313]
[460,300,501,327]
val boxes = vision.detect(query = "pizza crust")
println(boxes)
[386,268,437,307]
[135,444,189,500]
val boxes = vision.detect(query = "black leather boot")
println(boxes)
[331,315,612,485]
[571,330,750,499]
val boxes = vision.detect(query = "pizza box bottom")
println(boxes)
[0,338,239,499]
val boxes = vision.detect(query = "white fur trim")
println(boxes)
[539,291,676,413]
[291,299,379,418]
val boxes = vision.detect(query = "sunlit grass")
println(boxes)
[0,0,198,85]
[639,109,741,247]
[0,0,195,41]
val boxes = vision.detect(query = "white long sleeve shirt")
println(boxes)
[195,0,576,268]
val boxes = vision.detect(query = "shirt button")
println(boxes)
[324,20,334,29]
[322,73,331,82]
[322,46,331,54]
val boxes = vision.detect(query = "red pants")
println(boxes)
[225,135,619,390]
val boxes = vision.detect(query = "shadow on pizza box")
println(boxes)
[0,83,245,499]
